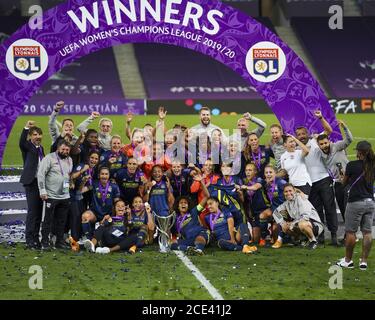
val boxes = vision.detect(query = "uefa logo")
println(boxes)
[6,38,49,81]
[246,41,286,83]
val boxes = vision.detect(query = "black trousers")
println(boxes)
[295,183,311,196]
[94,226,138,251]
[308,177,338,234]
[41,198,71,244]
[24,179,43,244]
[70,200,85,241]
[334,181,348,221]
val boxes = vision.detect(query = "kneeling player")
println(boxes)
[273,184,324,250]
[204,197,257,254]
[83,200,137,254]
[125,196,155,253]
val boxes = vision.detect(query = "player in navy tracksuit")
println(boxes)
[100,135,128,178]
[83,199,139,254]
[169,161,192,199]
[144,165,175,217]
[114,156,145,205]
[212,162,245,228]
[69,150,100,242]
[171,174,210,255]
[80,167,120,239]
[124,196,155,252]
[263,164,288,248]
[204,197,257,254]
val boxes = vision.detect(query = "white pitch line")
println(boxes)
[174,250,224,300]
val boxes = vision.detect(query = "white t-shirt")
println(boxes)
[304,138,329,183]
[280,149,312,187]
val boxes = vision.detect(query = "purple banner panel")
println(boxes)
[22,99,146,115]
[292,17,375,98]
[0,0,339,167]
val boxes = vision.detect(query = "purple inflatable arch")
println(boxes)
[0,0,340,167]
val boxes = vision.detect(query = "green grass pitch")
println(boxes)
[1,113,375,300]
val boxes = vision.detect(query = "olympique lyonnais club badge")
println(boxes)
[245,41,286,83]
[252,48,279,77]
[6,38,48,81]
[13,46,41,75]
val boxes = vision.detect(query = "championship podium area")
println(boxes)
[1,114,375,300]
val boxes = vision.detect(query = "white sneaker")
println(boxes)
[95,247,110,254]
[336,257,354,269]
[359,259,368,271]
[83,239,95,253]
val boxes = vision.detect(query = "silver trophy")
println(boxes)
[150,205,176,253]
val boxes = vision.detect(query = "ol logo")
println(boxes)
[246,41,286,83]
[6,38,48,81]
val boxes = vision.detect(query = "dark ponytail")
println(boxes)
[363,148,375,184]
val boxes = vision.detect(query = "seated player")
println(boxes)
[273,184,324,250]
[83,199,138,254]
[204,197,257,254]
[241,163,270,246]
[124,196,155,253]
[144,165,175,217]
[171,173,210,255]
[100,135,128,178]
[80,167,120,239]
[114,156,145,205]
[262,164,287,249]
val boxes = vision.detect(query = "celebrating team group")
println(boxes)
[19,101,375,269]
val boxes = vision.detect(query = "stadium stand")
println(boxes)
[292,17,375,98]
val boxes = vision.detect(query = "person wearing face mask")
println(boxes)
[100,135,128,178]
[273,184,324,250]
[37,140,73,250]
[114,156,145,204]
[76,111,113,151]
[19,121,45,250]
[48,101,78,152]
[317,120,353,223]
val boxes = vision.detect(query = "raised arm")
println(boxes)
[48,101,64,143]
[289,134,310,157]
[244,112,267,138]
[77,111,100,133]
[19,121,35,152]
[125,112,133,141]
[315,110,332,136]
[335,120,353,150]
